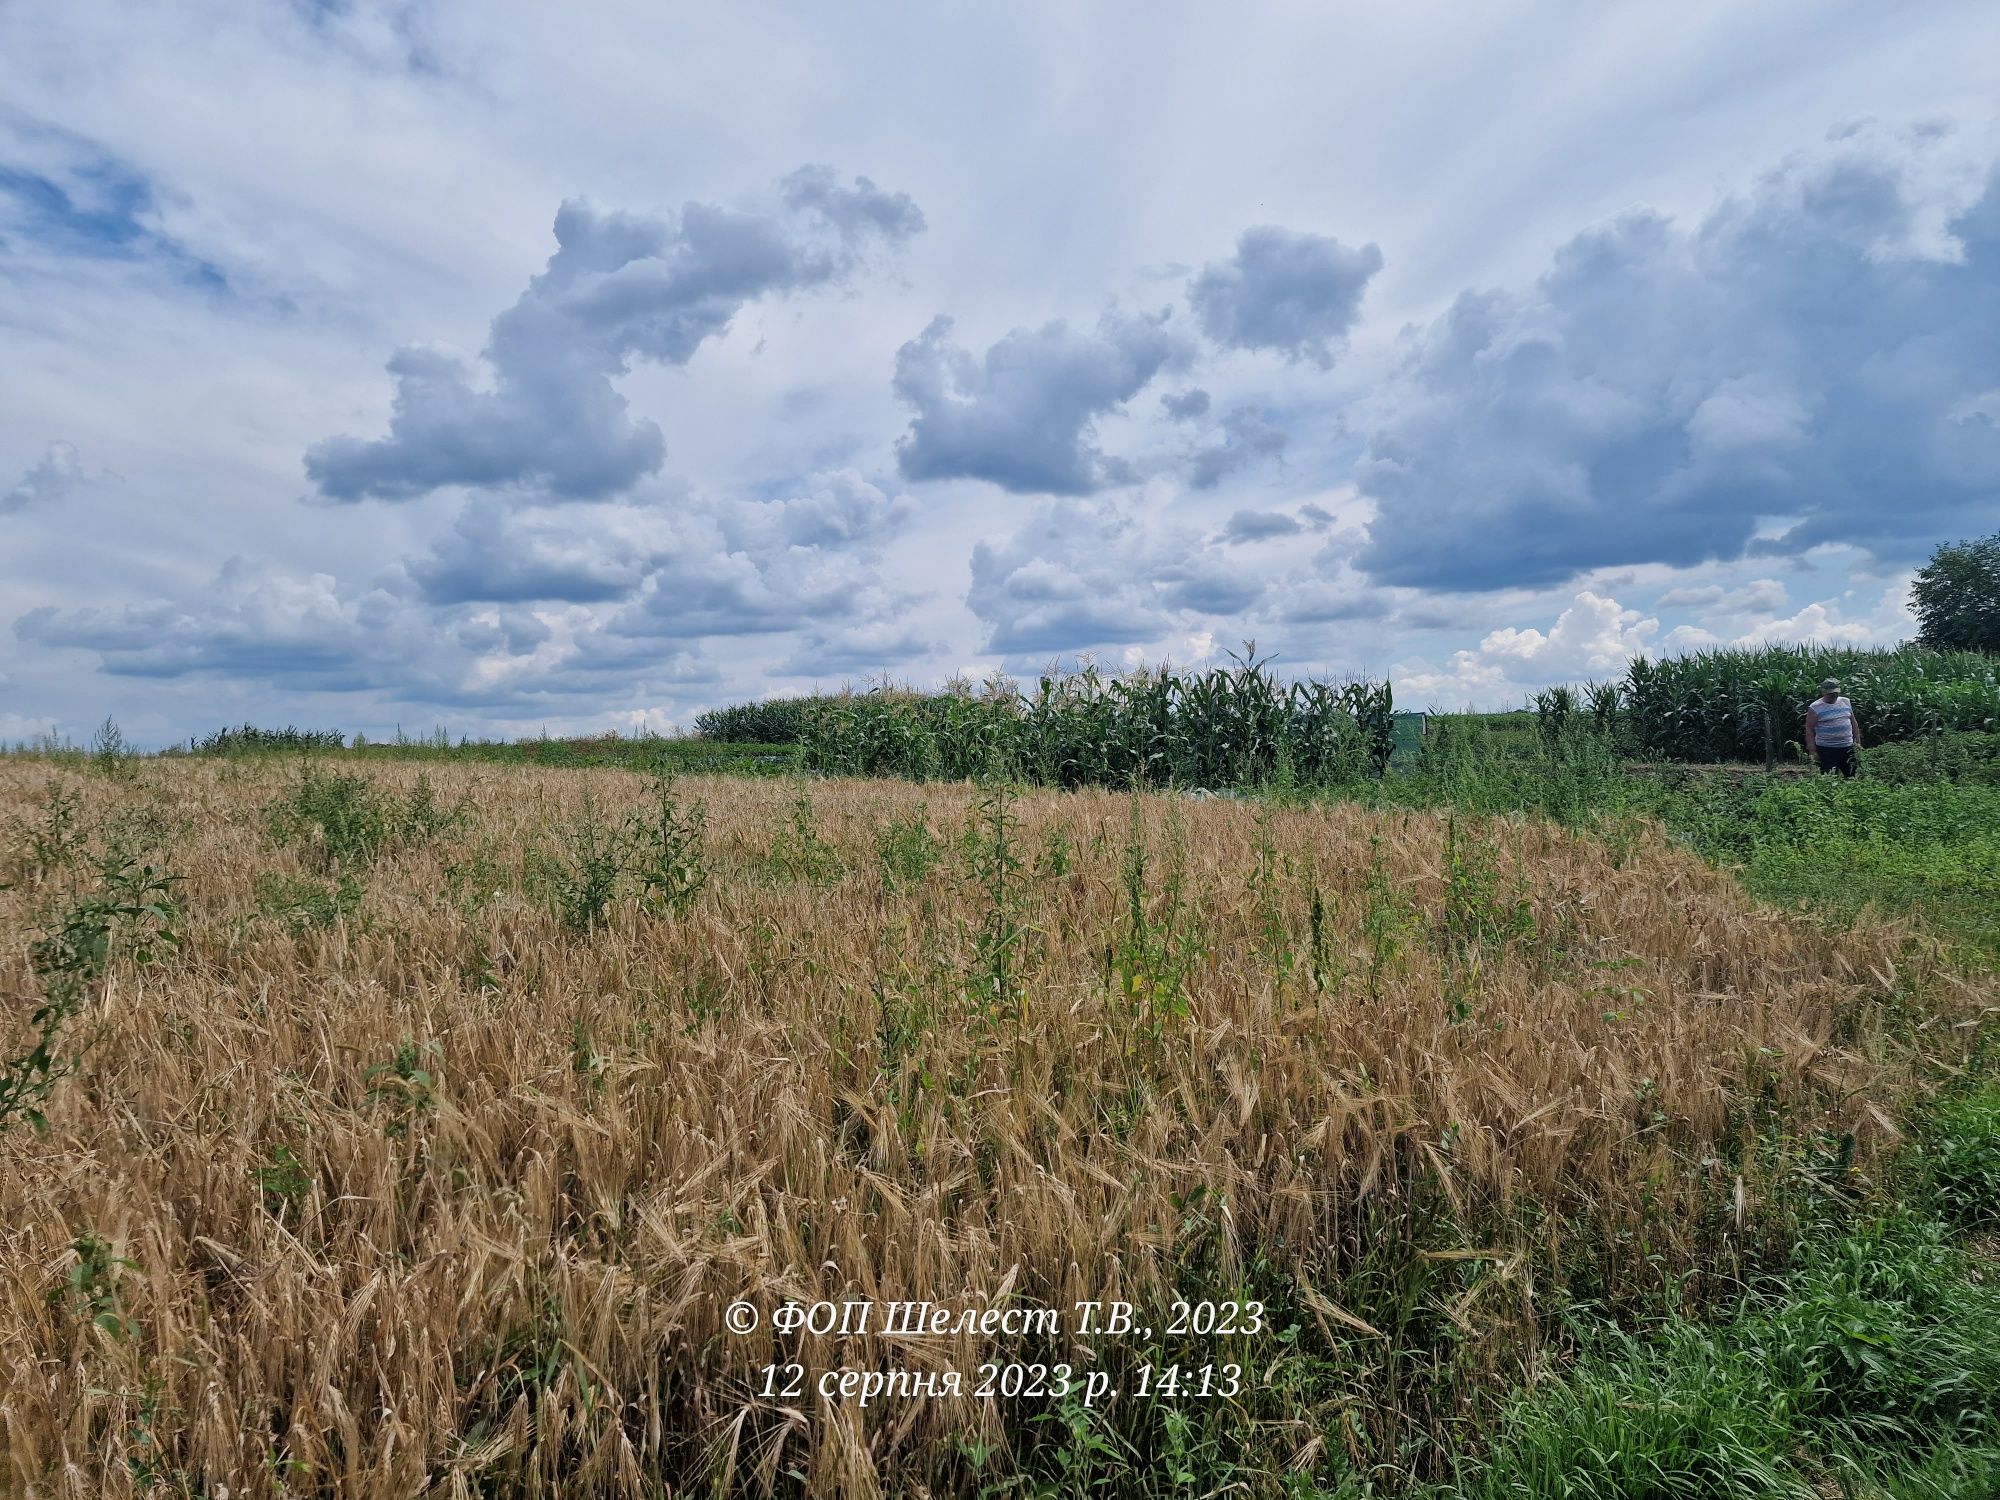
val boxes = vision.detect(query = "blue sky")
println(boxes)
[2,1,1996,744]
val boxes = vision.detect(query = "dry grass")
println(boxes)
[0,758,1970,1497]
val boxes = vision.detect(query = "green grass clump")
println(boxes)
[1865,730,2000,786]
[255,871,364,933]
[1657,777,2000,956]
[1925,1082,2000,1232]
[1437,1197,2000,1499]
[1363,718,2000,956]
[352,732,797,776]
[267,764,468,871]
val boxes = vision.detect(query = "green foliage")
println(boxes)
[2,995,83,1139]
[268,764,390,869]
[963,779,1027,1018]
[630,772,708,916]
[4,778,86,884]
[875,805,942,891]
[526,778,711,931]
[1911,531,2000,653]
[1360,835,1416,1005]
[1113,801,1205,1030]
[1662,777,2000,954]
[766,790,843,885]
[1376,716,2000,954]
[529,793,628,933]
[1621,645,2000,762]
[3,853,182,1134]
[362,1037,442,1134]
[346,729,797,775]
[1436,1212,2000,1499]
[267,763,468,871]
[802,647,1392,790]
[1436,816,1536,1022]
[255,871,364,933]
[1443,1322,1812,1499]
[399,771,467,843]
[191,724,346,755]
[89,716,136,778]
[1744,1214,2000,1445]
[66,1231,140,1342]
[253,1144,313,1221]
[1924,1082,2000,1232]
[1866,730,2000,786]
[691,695,834,744]
[1388,714,1623,825]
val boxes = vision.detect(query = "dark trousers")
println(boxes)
[1815,744,1857,778]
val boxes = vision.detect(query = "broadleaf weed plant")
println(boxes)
[963,777,1028,1021]
[767,788,843,885]
[3,852,183,1134]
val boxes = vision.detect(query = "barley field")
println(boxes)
[0,758,1972,1497]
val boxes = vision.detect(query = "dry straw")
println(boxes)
[0,759,1966,1497]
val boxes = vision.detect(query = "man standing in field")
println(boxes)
[1804,678,1861,777]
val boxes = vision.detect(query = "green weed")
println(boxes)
[3,853,181,1134]
[766,789,843,885]
[877,804,942,891]
[255,871,364,933]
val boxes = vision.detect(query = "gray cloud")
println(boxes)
[966,499,1269,654]
[1162,387,1211,420]
[305,168,923,502]
[1188,226,1382,366]
[968,503,1171,653]
[777,164,926,242]
[777,622,941,678]
[1154,556,1265,614]
[1190,405,1288,489]
[11,553,724,713]
[593,476,918,650]
[1355,126,2000,592]
[409,501,656,604]
[892,309,1191,494]
[720,469,909,553]
[1656,579,1789,613]
[2,440,86,513]
[1221,508,1304,543]
[16,558,403,687]
[450,608,552,655]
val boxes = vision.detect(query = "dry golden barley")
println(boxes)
[0,759,1968,1497]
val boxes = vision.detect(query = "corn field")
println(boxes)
[1620,645,2000,762]
[0,756,1968,1497]
[801,654,1395,788]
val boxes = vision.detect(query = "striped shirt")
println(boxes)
[1808,697,1856,748]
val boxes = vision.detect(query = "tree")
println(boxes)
[1910,532,2000,653]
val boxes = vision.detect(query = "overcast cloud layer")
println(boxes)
[2,1,1996,744]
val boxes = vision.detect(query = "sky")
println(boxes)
[2,1,1997,746]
